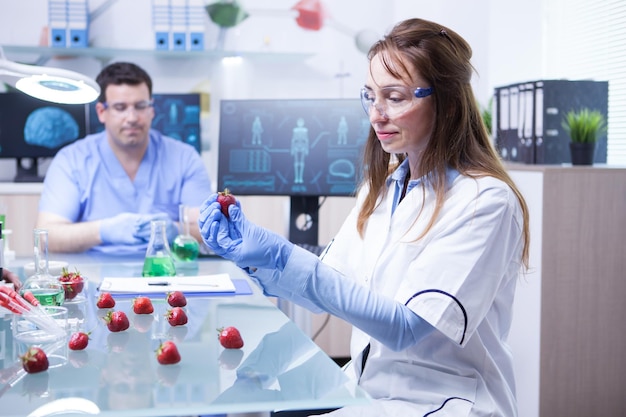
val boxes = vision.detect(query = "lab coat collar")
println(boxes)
[386,160,459,190]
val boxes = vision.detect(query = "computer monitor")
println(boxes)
[87,93,202,154]
[0,92,88,182]
[216,98,370,245]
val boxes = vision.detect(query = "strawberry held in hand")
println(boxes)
[166,307,188,326]
[104,310,130,332]
[21,347,49,374]
[58,267,84,300]
[132,296,154,314]
[218,326,244,349]
[217,188,237,218]
[156,341,181,365]
[68,331,90,351]
[96,292,115,309]
[166,291,187,307]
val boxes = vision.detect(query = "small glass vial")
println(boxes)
[20,229,64,306]
[142,220,176,277]
[172,204,200,262]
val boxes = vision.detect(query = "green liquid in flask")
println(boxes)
[30,288,65,306]
[172,239,200,261]
[142,256,176,277]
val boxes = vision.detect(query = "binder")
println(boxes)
[152,0,170,50]
[494,80,608,164]
[67,0,89,48]
[186,0,205,50]
[48,0,67,47]
[170,0,187,50]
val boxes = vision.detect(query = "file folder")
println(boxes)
[152,0,171,50]
[48,0,67,47]
[170,0,187,50]
[186,0,205,50]
[67,0,89,48]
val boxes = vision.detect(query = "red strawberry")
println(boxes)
[156,341,181,365]
[166,307,188,326]
[132,296,154,314]
[96,292,115,309]
[68,331,90,351]
[218,326,244,349]
[217,188,237,218]
[166,291,187,307]
[20,347,49,374]
[104,310,129,332]
[59,267,84,300]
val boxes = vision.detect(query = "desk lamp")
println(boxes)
[0,46,100,104]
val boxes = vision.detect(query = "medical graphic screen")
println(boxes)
[217,99,369,197]
[0,92,88,159]
[87,93,202,153]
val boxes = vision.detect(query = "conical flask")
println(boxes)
[20,229,64,306]
[142,220,176,277]
[172,204,199,262]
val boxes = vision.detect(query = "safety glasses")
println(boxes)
[360,86,433,119]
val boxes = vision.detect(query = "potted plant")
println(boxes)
[561,108,607,165]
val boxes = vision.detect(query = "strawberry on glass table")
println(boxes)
[166,291,187,307]
[132,296,154,314]
[104,310,129,332]
[68,331,90,351]
[166,307,188,326]
[218,326,244,349]
[20,347,49,374]
[96,292,115,309]
[156,341,181,365]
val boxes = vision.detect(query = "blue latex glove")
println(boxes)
[100,213,151,245]
[247,247,434,352]
[135,212,179,243]
[198,194,294,271]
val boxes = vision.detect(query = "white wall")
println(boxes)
[0,0,546,184]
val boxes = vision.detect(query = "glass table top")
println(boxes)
[0,255,369,416]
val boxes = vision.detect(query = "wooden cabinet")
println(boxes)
[507,164,626,417]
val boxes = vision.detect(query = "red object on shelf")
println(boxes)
[292,0,327,31]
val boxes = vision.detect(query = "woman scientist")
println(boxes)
[199,17,530,417]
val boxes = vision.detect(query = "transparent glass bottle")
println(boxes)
[142,220,177,277]
[20,229,64,306]
[172,204,200,262]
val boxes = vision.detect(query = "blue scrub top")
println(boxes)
[39,130,212,255]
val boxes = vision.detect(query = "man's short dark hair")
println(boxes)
[96,62,153,103]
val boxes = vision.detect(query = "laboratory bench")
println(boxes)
[0,254,369,416]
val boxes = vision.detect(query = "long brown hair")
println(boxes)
[356,18,530,268]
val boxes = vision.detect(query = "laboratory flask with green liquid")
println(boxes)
[20,229,65,306]
[142,219,177,277]
[172,204,199,262]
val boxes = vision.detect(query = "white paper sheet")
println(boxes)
[98,274,236,294]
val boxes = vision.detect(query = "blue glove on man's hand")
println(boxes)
[198,194,294,271]
[135,212,179,243]
[100,213,151,245]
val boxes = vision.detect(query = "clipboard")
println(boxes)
[97,274,252,298]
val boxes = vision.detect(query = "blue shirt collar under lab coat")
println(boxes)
[388,159,460,214]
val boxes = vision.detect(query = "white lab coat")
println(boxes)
[320,172,524,417]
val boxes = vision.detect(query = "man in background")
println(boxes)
[36,62,211,255]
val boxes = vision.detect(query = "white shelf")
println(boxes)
[2,45,314,64]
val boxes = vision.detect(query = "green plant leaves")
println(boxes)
[562,108,607,144]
